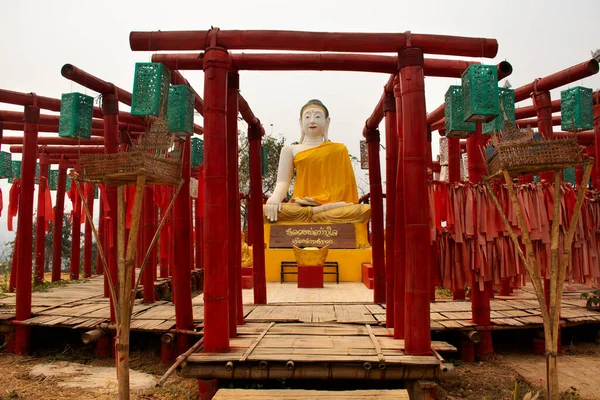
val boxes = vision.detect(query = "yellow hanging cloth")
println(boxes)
[292,142,359,205]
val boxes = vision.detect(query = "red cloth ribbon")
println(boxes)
[197,165,205,218]
[8,179,20,231]
[125,185,136,229]
[0,187,3,218]
[38,176,54,232]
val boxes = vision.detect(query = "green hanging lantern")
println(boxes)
[167,85,195,136]
[483,88,515,135]
[49,169,58,190]
[0,151,12,179]
[461,64,500,123]
[563,168,576,185]
[58,92,94,139]
[444,85,475,138]
[561,86,593,132]
[191,137,204,168]
[8,160,21,183]
[261,146,268,177]
[131,62,171,117]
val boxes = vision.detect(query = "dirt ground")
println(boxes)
[1,330,599,400]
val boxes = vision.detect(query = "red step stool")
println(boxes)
[297,265,324,288]
[362,262,374,289]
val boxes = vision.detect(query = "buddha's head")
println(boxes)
[299,99,330,144]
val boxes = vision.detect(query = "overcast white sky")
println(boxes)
[0,0,599,246]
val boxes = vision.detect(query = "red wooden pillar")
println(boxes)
[399,48,431,355]
[248,124,267,304]
[447,138,465,300]
[34,154,50,285]
[159,186,171,279]
[14,104,39,354]
[365,128,385,304]
[393,82,405,340]
[594,102,600,189]
[83,183,95,278]
[52,158,68,282]
[195,167,204,272]
[227,71,241,335]
[384,93,397,328]
[97,197,105,275]
[143,187,156,303]
[102,93,120,325]
[173,136,195,353]
[70,179,82,280]
[203,46,230,352]
[169,186,175,277]
[467,123,493,358]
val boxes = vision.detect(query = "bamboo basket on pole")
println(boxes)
[73,130,184,400]
[483,123,592,400]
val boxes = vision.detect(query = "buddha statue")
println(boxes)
[264,99,370,224]
[241,231,253,267]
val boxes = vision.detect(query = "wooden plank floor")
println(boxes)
[191,322,454,364]
[213,389,409,399]
[1,277,599,332]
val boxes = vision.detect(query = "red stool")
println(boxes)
[297,265,324,288]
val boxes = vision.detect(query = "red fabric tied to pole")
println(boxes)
[38,176,54,231]
[66,179,84,225]
[0,188,3,217]
[8,179,20,231]
[153,185,171,260]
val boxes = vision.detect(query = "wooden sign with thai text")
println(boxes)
[269,224,356,249]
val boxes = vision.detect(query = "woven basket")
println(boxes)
[293,245,329,266]
[486,137,583,178]
[79,151,182,185]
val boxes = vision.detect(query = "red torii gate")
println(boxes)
[130,28,500,358]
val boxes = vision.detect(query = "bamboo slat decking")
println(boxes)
[1,278,599,333]
[212,389,409,399]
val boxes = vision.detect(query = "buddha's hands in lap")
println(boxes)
[265,197,283,222]
[294,197,319,206]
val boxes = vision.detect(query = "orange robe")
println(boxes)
[292,142,359,205]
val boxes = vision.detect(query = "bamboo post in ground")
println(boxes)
[117,174,146,400]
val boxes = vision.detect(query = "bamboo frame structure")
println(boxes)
[484,161,593,399]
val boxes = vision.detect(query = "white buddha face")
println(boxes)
[300,106,330,141]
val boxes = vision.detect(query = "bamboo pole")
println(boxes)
[117,174,147,400]
[156,338,204,387]
[547,171,562,398]
[116,186,127,398]
[501,171,552,348]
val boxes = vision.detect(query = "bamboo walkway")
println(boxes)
[212,389,409,399]
[0,277,599,332]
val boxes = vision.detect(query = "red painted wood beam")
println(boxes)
[384,93,397,329]
[552,131,594,145]
[514,59,599,103]
[142,187,156,303]
[14,104,40,354]
[155,53,490,77]
[238,95,264,132]
[399,48,430,355]
[131,29,499,58]
[9,145,104,154]
[0,89,148,127]
[514,100,561,120]
[393,83,405,340]
[227,71,240,336]
[0,111,145,132]
[365,128,385,304]
[426,61,513,127]
[34,154,50,286]
[69,179,82,280]
[83,183,95,279]
[51,157,68,279]
[248,123,267,305]
[202,47,230,353]
[2,135,105,145]
[61,64,133,105]
[363,75,396,135]
[515,115,562,128]
[61,65,204,135]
